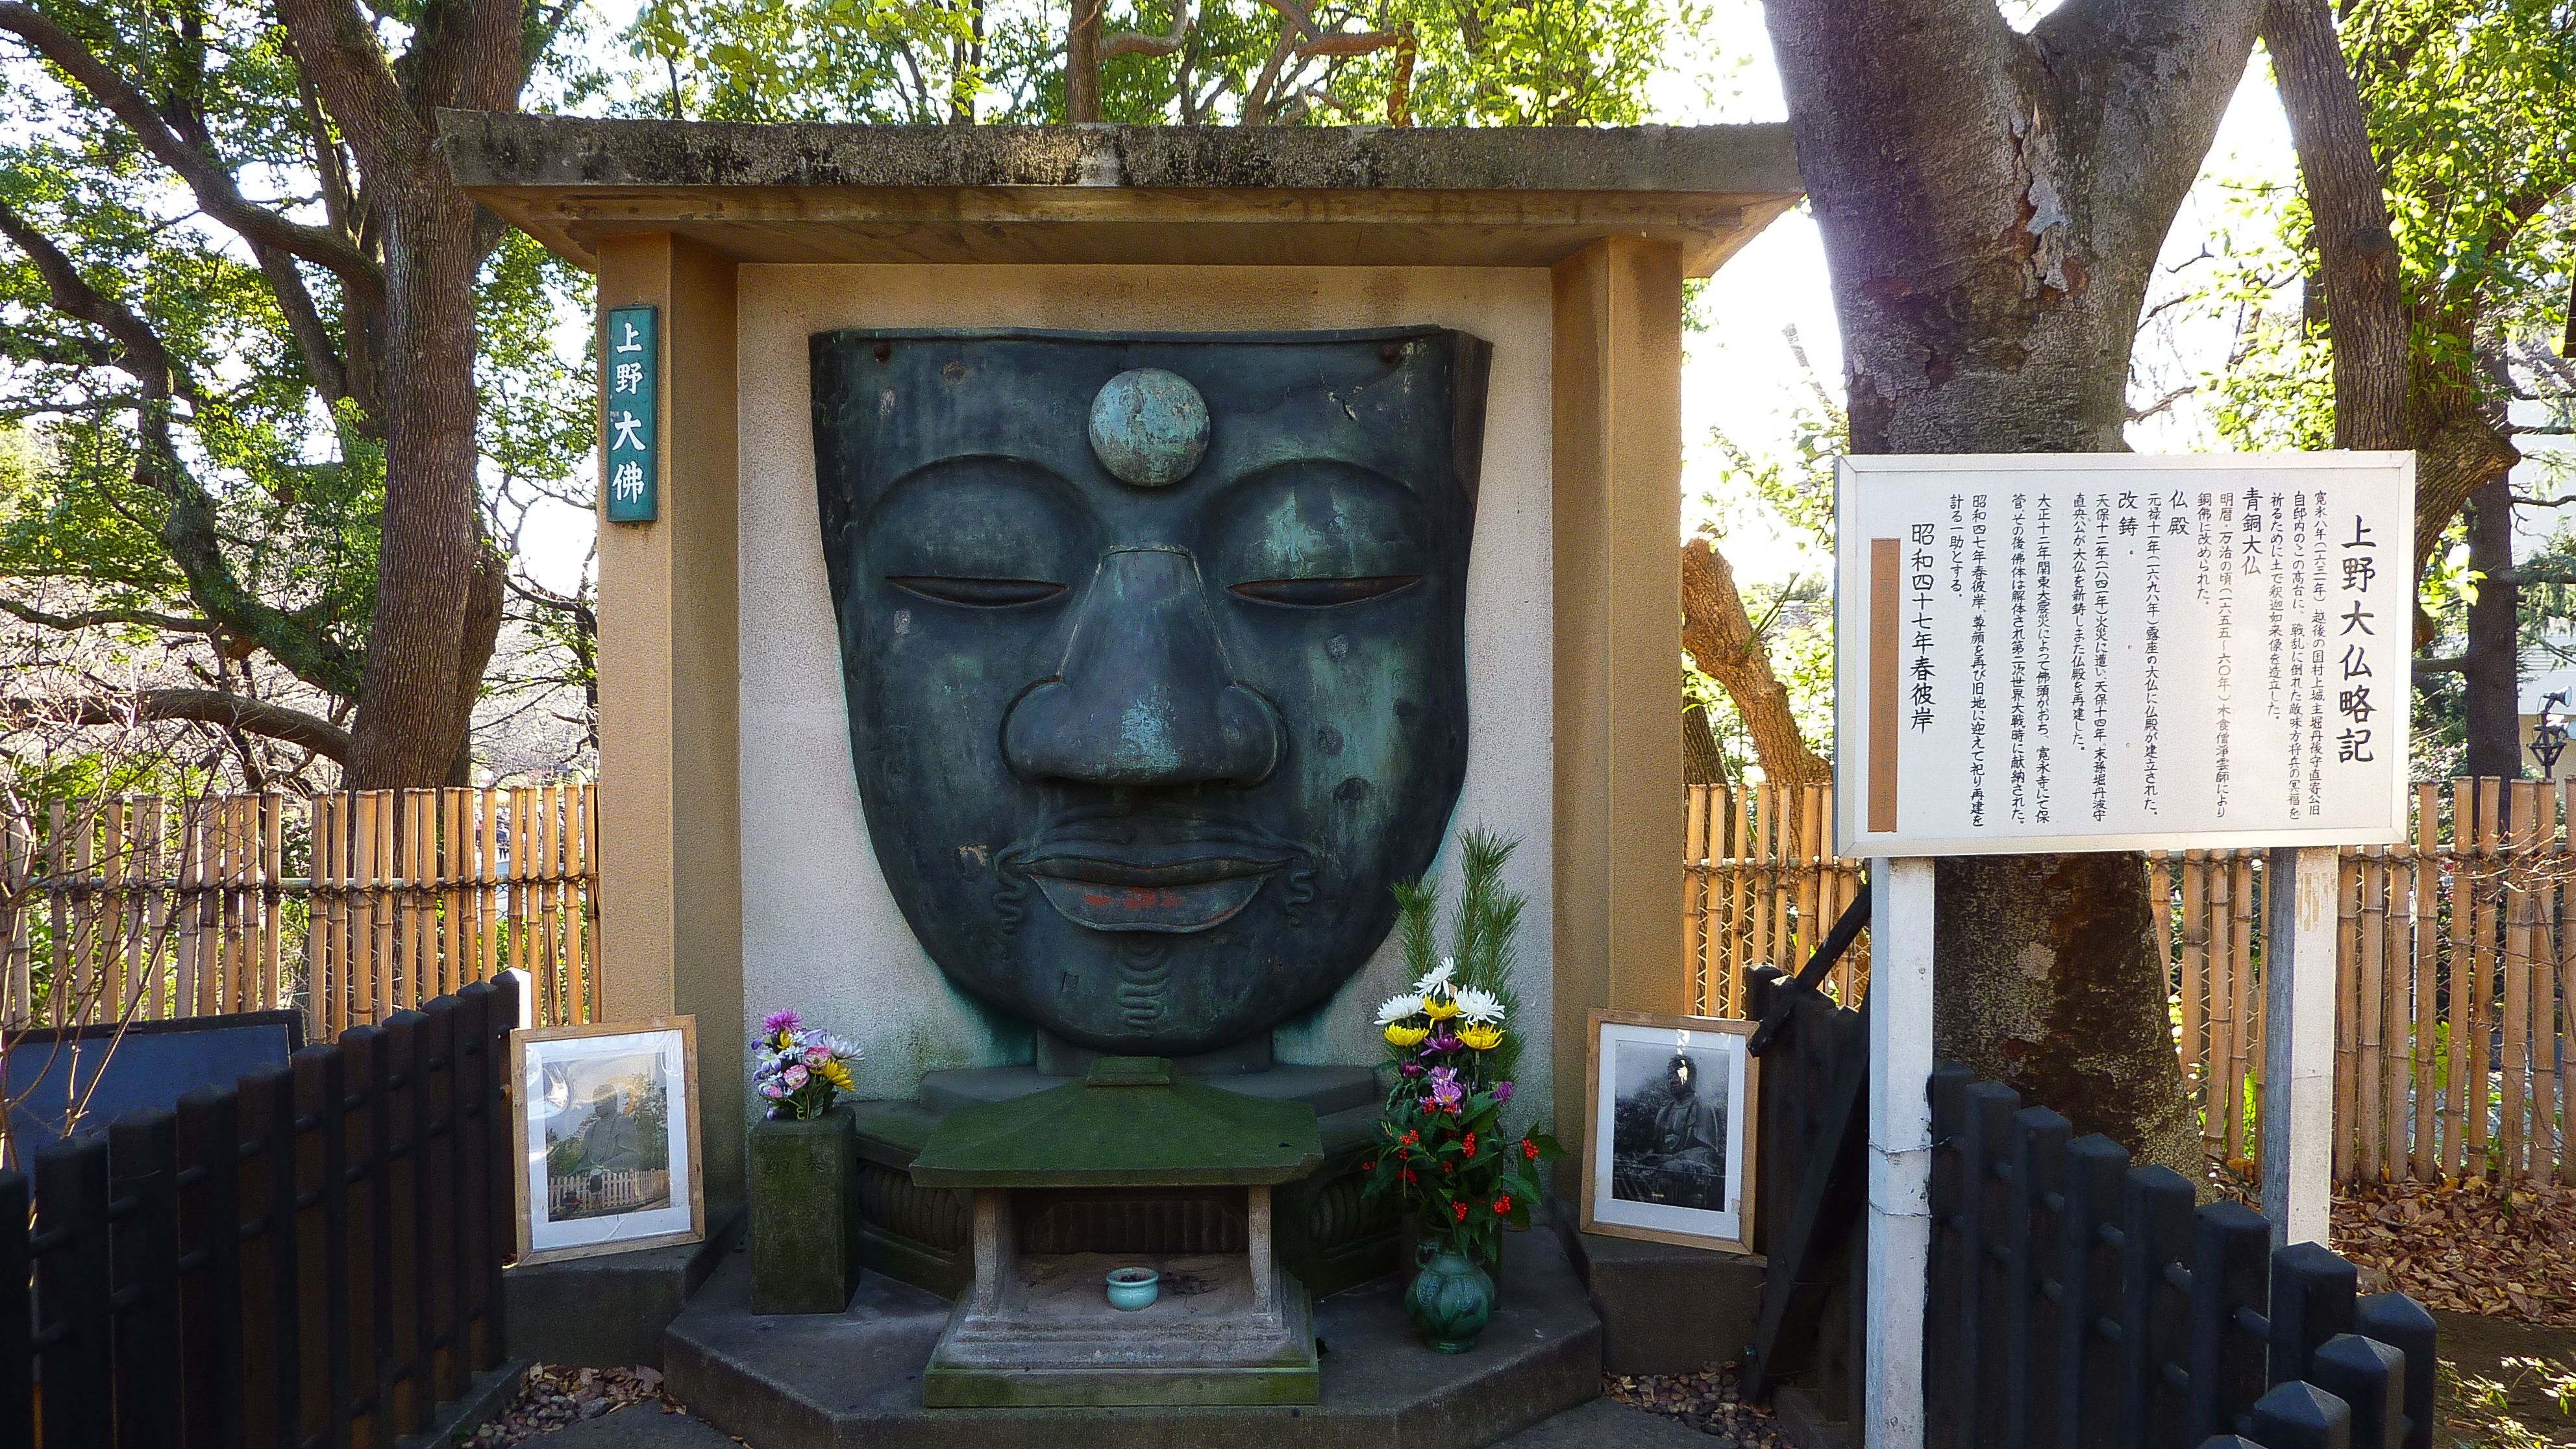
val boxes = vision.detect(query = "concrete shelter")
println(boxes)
[443,113,1804,1206]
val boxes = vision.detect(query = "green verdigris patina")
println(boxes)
[811,326,1489,1057]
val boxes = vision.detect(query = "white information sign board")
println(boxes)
[1834,453,2415,859]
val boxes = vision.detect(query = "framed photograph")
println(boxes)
[511,1016,704,1266]
[1579,1009,1760,1254]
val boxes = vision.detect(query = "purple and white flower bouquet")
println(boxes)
[751,1009,860,1121]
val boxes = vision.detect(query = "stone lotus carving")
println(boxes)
[812,326,1489,1056]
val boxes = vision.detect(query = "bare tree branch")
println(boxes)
[0,598,219,634]
[6,689,353,761]
[1681,534,1831,786]
[1105,0,1191,58]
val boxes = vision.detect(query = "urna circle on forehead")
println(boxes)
[1088,367,1210,488]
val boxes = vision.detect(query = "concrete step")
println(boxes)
[665,1227,1603,1449]
[522,1404,741,1446]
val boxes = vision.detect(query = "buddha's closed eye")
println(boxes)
[1228,576,1420,607]
[887,576,1067,607]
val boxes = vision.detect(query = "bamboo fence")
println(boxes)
[1684,782,1870,1019]
[1687,777,2572,1185]
[2,785,597,1037]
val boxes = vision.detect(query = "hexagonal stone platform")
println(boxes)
[665,1227,1603,1449]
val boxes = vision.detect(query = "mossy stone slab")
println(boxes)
[910,1058,1322,1189]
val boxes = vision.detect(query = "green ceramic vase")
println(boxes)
[1404,1248,1494,1353]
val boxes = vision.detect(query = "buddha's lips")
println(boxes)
[1013,819,1304,933]
[1022,852,1281,933]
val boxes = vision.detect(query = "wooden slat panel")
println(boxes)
[2205,852,2235,1161]
[1798,782,1824,974]
[1684,784,1708,1014]
[4,813,31,1027]
[2233,852,2260,1165]
[352,790,380,1025]
[2179,849,2208,1109]
[2470,776,2500,1178]
[137,799,167,1022]
[71,802,97,1024]
[2442,780,2469,1178]
[2502,781,2540,1180]
[1728,787,1751,1010]
[2410,786,2436,1183]
[479,787,501,987]
[2333,850,2359,1182]
[2360,848,2388,1181]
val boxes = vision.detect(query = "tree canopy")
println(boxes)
[0,0,600,790]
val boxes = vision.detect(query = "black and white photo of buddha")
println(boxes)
[1609,1044,1731,1213]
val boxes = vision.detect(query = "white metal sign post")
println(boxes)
[1833,453,2414,1449]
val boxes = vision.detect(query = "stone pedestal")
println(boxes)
[907,1056,1326,1406]
[923,1185,1318,1406]
[749,1106,860,1314]
[850,1040,1399,1302]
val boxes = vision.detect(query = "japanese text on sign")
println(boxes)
[604,304,658,523]
[1837,454,2414,857]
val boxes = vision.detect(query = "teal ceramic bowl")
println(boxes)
[1105,1267,1161,1311]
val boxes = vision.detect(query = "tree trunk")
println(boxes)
[1683,700,1729,786]
[2261,1,2408,454]
[344,184,489,788]
[2462,473,2523,779]
[1681,536,1831,786]
[1066,0,1102,121]
[1763,0,2265,1174]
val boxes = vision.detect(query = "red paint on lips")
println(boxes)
[1083,887,1193,910]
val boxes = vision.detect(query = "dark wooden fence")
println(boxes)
[4,974,518,1449]
[1928,1062,2438,1449]
[1741,940,1867,1422]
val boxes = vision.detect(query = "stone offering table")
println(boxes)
[908,1056,1326,1406]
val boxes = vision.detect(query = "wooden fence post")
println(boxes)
[177,1084,248,1449]
[293,1041,353,1449]
[109,1109,184,1446]
[236,1061,301,1449]
[0,1170,28,1446]
[34,1132,113,1449]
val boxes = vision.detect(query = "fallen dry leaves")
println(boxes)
[2331,1178,2576,1330]
[1605,1360,1791,1445]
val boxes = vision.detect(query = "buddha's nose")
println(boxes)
[1002,547,1284,788]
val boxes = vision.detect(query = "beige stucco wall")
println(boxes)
[734,264,1558,1126]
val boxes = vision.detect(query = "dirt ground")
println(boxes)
[2435,1310,2576,1448]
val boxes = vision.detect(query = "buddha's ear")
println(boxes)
[1445,330,1492,508]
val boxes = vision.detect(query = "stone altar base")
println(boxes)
[923,1251,1318,1406]
[852,1055,1397,1303]
[664,1223,1602,1449]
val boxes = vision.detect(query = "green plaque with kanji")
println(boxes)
[604,304,658,523]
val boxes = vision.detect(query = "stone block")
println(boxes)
[1553,1206,1764,1376]
[504,1204,743,1368]
[749,1106,861,1314]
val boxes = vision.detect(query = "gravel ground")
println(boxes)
[463,1365,717,1446]
[1604,1361,1792,1446]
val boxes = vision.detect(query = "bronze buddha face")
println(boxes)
[812,327,1487,1056]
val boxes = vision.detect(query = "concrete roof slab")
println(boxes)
[438,113,1803,274]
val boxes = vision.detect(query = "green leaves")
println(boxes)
[612,0,1676,126]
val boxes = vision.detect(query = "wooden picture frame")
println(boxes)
[1578,1008,1760,1254]
[511,1015,704,1267]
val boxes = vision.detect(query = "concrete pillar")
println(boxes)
[1548,236,1689,1193]
[594,232,747,1204]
